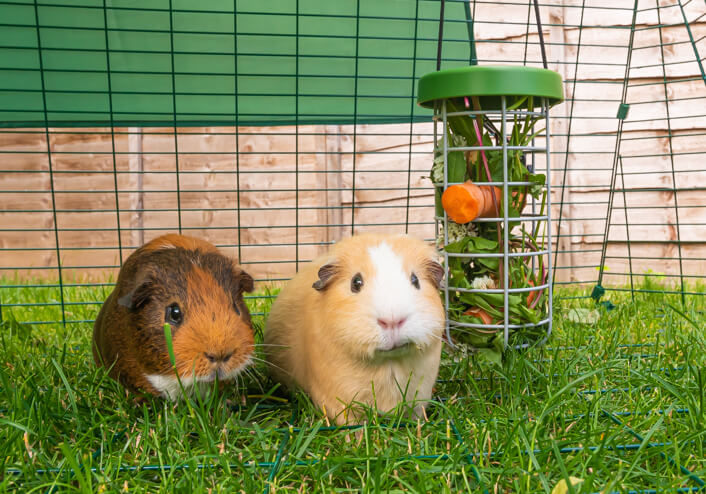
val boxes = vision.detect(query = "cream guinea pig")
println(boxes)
[93,234,255,400]
[264,233,445,424]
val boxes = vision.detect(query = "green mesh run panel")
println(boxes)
[0,0,475,127]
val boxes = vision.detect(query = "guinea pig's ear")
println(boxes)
[232,267,254,294]
[312,262,340,291]
[424,259,445,289]
[117,279,154,311]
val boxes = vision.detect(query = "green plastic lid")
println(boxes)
[417,65,564,110]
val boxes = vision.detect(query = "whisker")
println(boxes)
[250,356,293,377]
[243,367,265,393]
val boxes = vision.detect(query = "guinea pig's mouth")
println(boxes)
[195,357,252,383]
[374,341,415,358]
[200,367,234,382]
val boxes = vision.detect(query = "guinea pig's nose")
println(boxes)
[377,317,407,331]
[204,351,233,363]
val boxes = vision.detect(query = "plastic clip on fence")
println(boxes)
[418,65,563,352]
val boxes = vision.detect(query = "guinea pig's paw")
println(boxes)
[131,396,147,407]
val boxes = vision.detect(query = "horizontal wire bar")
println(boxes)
[0,221,436,234]
[444,250,549,260]
[450,317,551,330]
[0,0,640,14]
[447,283,550,294]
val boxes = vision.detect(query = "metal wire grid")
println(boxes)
[0,0,475,326]
[548,0,706,297]
[435,99,554,347]
[1,0,704,329]
[0,0,705,490]
[594,0,706,300]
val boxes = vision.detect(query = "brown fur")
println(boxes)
[264,234,445,424]
[92,234,255,399]
[140,234,220,254]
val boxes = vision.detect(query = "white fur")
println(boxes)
[145,358,251,400]
[146,374,201,401]
[368,242,438,352]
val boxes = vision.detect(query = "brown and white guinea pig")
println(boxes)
[92,234,255,400]
[264,233,445,424]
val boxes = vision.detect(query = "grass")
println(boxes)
[1,279,705,493]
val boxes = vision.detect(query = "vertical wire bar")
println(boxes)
[234,0,243,264]
[502,96,509,346]
[404,0,420,234]
[135,128,144,247]
[544,98,553,342]
[618,156,635,300]
[657,0,686,304]
[471,0,478,63]
[33,0,66,326]
[436,0,445,71]
[530,130,536,287]
[462,0,476,65]
[295,0,299,270]
[522,0,532,64]
[597,0,639,289]
[168,0,182,234]
[532,0,548,69]
[552,0,586,284]
[442,101,452,345]
[350,0,361,235]
[102,0,123,265]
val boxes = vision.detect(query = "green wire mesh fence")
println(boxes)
[1,0,705,490]
[1,0,704,327]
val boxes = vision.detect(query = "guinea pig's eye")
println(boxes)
[411,272,420,290]
[350,273,364,293]
[165,303,184,326]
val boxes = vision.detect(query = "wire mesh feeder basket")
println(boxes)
[418,66,564,359]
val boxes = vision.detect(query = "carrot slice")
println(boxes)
[463,307,493,325]
[441,180,500,224]
[526,280,540,307]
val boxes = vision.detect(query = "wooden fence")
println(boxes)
[1,0,704,287]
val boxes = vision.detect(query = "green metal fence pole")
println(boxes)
[597,0,639,292]
[168,0,183,234]
[295,0,300,270]
[102,0,124,267]
[618,156,635,300]
[522,0,532,64]
[234,0,243,264]
[658,0,686,305]
[463,0,476,65]
[404,0,420,234]
[32,0,66,327]
[350,0,361,236]
[552,0,586,286]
